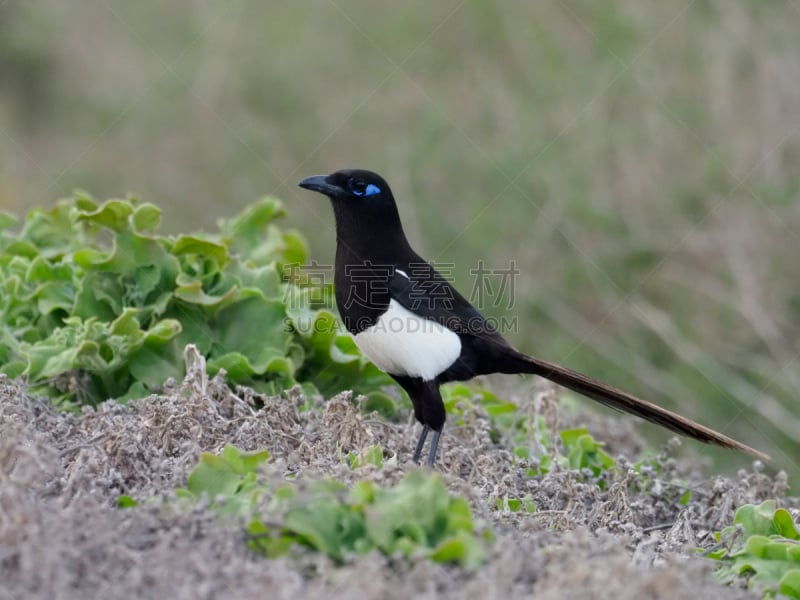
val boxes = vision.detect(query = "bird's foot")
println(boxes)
[412,425,441,467]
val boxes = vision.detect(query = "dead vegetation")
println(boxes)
[1,366,794,599]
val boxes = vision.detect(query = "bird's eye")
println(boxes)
[349,178,380,197]
[350,179,367,195]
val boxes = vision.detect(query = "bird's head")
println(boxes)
[298,169,392,204]
[299,169,407,250]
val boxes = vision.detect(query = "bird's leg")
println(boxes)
[427,429,441,467]
[412,424,430,464]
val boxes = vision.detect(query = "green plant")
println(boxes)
[441,384,618,483]
[178,445,486,568]
[495,494,537,514]
[517,426,616,480]
[560,427,616,476]
[709,500,800,598]
[346,443,395,470]
[0,195,394,406]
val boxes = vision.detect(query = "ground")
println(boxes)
[1,363,794,600]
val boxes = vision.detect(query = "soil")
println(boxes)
[2,356,796,600]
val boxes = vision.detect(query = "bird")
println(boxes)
[298,168,768,466]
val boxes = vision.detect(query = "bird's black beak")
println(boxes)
[298,175,342,198]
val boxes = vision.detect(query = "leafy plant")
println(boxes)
[441,384,619,483]
[517,426,616,481]
[560,427,616,476]
[442,382,537,448]
[181,444,272,514]
[495,494,537,514]
[0,195,394,406]
[178,445,486,568]
[346,443,396,470]
[710,500,800,598]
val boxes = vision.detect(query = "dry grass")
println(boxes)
[1,360,795,599]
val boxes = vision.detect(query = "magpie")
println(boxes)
[299,168,767,466]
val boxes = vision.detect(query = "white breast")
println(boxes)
[353,300,461,381]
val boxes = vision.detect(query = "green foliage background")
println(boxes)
[1,2,798,477]
[0,196,393,406]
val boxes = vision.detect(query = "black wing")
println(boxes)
[388,261,510,345]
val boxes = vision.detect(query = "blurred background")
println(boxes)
[1,1,798,482]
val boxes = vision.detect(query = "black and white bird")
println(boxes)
[299,169,767,466]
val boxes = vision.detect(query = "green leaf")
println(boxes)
[430,535,468,563]
[361,391,398,419]
[775,508,800,540]
[560,427,590,447]
[132,203,162,232]
[564,431,615,476]
[349,444,384,469]
[117,495,139,508]
[184,445,269,508]
[218,197,286,254]
[76,199,135,233]
[187,452,243,499]
[482,397,517,418]
[430,530,485,569]
[173,279,239,309]
[143,318,182,343]
[247,519,294,558]
[734,501,781,537]
[280,229,309,266]
[447,497,474,532]
[172,235,230,268]
[221,444,271,475]
[348,481,376,505]
[780,570,800,599]
[284,501,348,561]
[128,344,182,388]
[72,190,98,211]
[211,296,292,374]
[0,210,19,231]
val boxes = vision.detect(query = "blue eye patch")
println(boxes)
[353,183,381,197]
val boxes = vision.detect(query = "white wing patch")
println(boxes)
[353,300,461,381]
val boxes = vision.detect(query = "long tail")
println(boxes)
[504,351,768,460]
